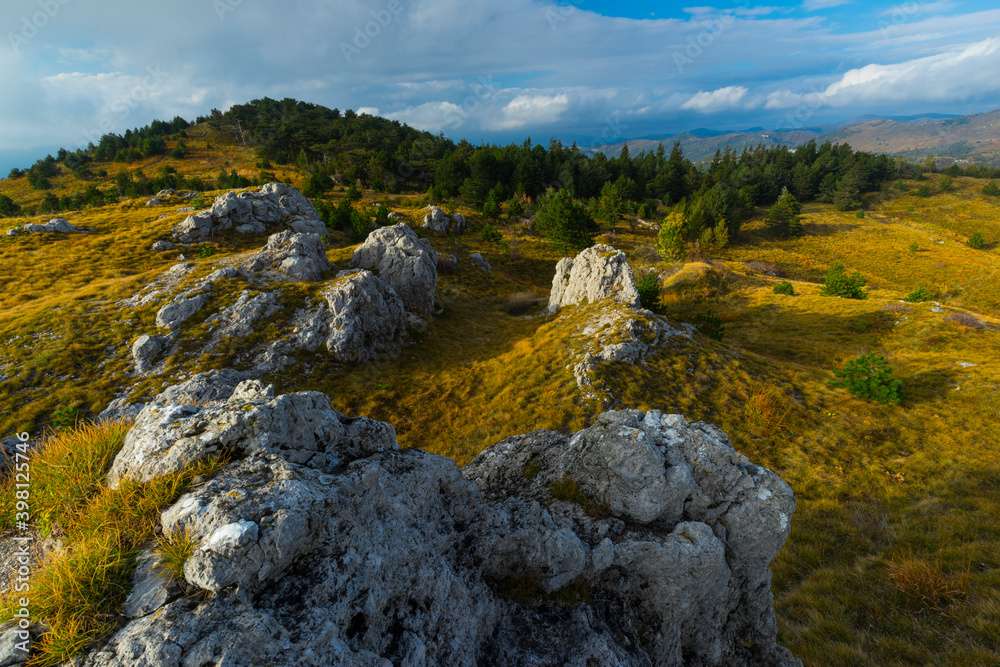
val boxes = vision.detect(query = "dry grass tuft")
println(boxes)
[888,556,971,610]
[154,527,197,581]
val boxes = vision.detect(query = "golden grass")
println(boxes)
[2,156,1000,664]
[154,527,196,582]
[0,423,223,665]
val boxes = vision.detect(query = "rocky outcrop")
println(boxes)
[131,334,172,374]
[172,183,321,243]
[6,218,84,236]
[82,375,798,667]
[241,231,330,281]
[351,224,437,318]
[422,206,467,235]
[146,189,197,207]
[549,244,641,313]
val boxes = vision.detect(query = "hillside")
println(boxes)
[1,104,1000,665]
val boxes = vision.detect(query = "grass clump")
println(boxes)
[967,232,988,250]
[635,271,662,310]
[903,286,935,303]
[155,527,197,581]
[831,353,902,405]
[0,422,224,666]
[548,477,608,518]
[982,181,1000,197]
[772,281,795,296]
[821,263,867,300]
[887,556,970,610]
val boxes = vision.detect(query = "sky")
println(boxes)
[2,0,1000,172]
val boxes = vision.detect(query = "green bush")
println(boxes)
[773,281,795,296]
[533,188,599,250]
[915,185,933,198]
[0,194,20,217]
[195,246,215,259]
[657,211,686,260]
[480,224,502,243]
[908,241,919,254]
[832,353,902,405]
[968,232,988,250]
[635,272,661,311]
[821,263,867,299]
[983,181,1000,197]
[903,286,934,303]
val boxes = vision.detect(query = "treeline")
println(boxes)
[202,98,454,192]
[7,116,192,188]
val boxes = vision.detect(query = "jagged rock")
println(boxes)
[469,252,491,273]
[6,218,83,236]
[155,292,209,331]
[548,244,641,313]
[108,373,395,485]
[312,270,408,362]
[97,396,146,423]
[242,231,330,281]
[205,290,279,344]
[120,262,195,308]
[351,224,437,318]
[124,551,182,619]
[422,206,466,235]
[131,334,172,374]
[83,380,798,667]
[173,183,320,242]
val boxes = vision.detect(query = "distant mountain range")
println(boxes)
[589,109,1000,166]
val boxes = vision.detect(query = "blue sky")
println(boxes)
[2,0,1000,172]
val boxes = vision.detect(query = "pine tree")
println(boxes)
[534,188,598,250]
[766,187,803,237]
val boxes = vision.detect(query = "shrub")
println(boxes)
[635,272,661,311]
[51,405,81,430]
[765,187,803,237]
[915,185,933,198]
[195,246,215,259]
[832,353,902,404]
[821,263,867,299]
[657,211,686,260]
[983,181,1000,197]
[480,223,502,243]
[967,232,988,250]
[903,286,934,303]
[0,194,20,217]
[533,188,599,250]
[908,241,919,254]
[773,281,795,296]
[856,210,866,219]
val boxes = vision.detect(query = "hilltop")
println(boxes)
[1,100,999,665]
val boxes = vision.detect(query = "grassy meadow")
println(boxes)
[1,158,999,665]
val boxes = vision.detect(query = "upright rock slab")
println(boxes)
[351,223,438,318]
[549,244,641,313]
[84,376,799,667]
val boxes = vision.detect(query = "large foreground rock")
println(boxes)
[549,244,641,313]
[172,183,321,242]
[84,375,798,667]
[351,224,437,318]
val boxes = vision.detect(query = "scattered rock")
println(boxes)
[437,253,459,273]
[469,252,491,273]
[131,334,172,374]
[242,231,330,281]
[173,183,321,242]
[146,189,196,207]
[155,291,210,331]
[351,224,437,318]
[549,244,641,313]
[422,205,467,234]
[151,240,176,252]
[6,218,84,236]
[83,379,798,667]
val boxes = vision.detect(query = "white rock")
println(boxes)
[351,224,437,318]
[548,244,641,313]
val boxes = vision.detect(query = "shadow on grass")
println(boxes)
[903,368,958,405]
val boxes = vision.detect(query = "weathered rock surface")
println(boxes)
[146,189,196,207]
[242,231,330,281]
[173,183,321,242]
[120,263,195,308]
[83,375,798,667]
[422,206,466,235]
[6,218,84,236]
[549,244,641,313]
[131,334,172,374]
[205,290,279,345]
[469,252,491,273]
[351,224,437,318]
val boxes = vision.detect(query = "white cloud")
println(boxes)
[490,94,571,130]
[356,106,380,116]
[681,86,748,112]
[881,1,956,19]
[385,101,466,132]
[803,0,850,10]
[766,37,1000,109]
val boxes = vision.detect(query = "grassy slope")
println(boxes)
[2,149,999,665]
